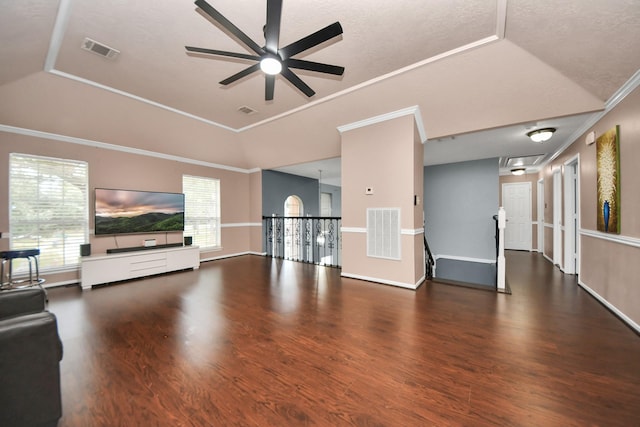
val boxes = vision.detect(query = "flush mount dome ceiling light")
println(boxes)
[511,168,526,176]
[527,128,556,143]
[185,0,345,101]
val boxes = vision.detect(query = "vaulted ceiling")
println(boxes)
[1,0,639,179]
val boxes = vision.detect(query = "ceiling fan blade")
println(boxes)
[219,63,261,85]
[279,22,343,59]
[186,46,261,61]
[265,75,276,101]
[281,67,315,97]
[264,0,282,55]
[195,0,264,56]
[285,58,344,76]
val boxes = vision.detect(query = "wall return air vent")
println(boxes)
[81,37,120,59]
[367,208,401,260]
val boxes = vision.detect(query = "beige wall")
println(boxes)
[0,130,261,285]
[341,114,424,288]
[542,85,640,327]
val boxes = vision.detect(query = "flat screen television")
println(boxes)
[95,188,185,236]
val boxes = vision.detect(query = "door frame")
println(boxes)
[553,168,562,268]
[537,178,544,253]
[563,154,580,275]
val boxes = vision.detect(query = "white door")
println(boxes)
[553,170,563,268]
[563,157,580,275]
[502,182,532,250]
[537,179,544,253]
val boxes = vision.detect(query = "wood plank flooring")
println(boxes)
[47,251,640,426]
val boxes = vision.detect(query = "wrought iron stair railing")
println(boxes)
[263,216,342,267]
[424,234,435,280]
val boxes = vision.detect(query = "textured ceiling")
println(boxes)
[1,0,640,175]
[52,0,497,129]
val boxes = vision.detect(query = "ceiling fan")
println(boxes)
[186,0,345,101]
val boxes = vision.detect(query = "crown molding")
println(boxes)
[337,105,427,143]
[0,124,256,174]
[44,0,71,73]
[496,0,507,39]
[540,69,640,169]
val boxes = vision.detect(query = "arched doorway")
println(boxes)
[284,195,303,217]
[284,195,304,260]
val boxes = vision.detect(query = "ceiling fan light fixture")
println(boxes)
[527,127,556,143]
[511,168,526,176]
[187,0,343,100]
[260,57,282,75]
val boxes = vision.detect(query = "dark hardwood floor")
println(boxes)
[47,251,640,426]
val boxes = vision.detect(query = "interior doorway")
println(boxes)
[284,195,303,217]
[537,179,544,254]
[553,169,562,268]
[502,182,532,250]
[284,195,304,260]
[563,155,580,275]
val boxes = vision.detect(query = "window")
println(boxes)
[9,153,89,271]
[182,175,220,248]
[320,192,332,217]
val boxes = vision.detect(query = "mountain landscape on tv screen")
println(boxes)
[95,212,184,235]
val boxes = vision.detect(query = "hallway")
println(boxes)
[47,251,640,426]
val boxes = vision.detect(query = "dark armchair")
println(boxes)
[0,287,63,427]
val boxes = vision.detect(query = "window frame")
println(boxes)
[8,153,89,273]
[182,174,221,249]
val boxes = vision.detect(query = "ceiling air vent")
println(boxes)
[504,154,546,168]
[237,106,258,115]
[81,37,120,59]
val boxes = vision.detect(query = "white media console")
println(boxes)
[80,245,200,290]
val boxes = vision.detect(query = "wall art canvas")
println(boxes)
[596,125,620,233]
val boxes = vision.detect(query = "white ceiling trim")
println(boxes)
[46,66,238,131]
[501,69,639,176]
[44,0,72,72]
[43,0,236,132]
[0,124,258,174]
[42,0,502,134]
[337,105,427,143]
[238,35,499,132]
[47,68,237,132]
[539,69,640,169]
[495,0,507,39]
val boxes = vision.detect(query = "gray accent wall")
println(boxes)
[424,158,499,261]
[262,170,320,216]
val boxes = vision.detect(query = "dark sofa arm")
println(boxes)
[0,311,63,426]
[0,287,46,320]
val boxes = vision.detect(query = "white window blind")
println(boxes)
[9,153,89,272]
[183,175,220,249]
[320,192,332,217]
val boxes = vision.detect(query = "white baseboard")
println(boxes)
[340,272,421,290]
[434,254,496,264]
[43,279,81,289]
[200,251,263,263]
[578,278,640,334]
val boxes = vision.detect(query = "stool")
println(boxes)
[0,249,46,291]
